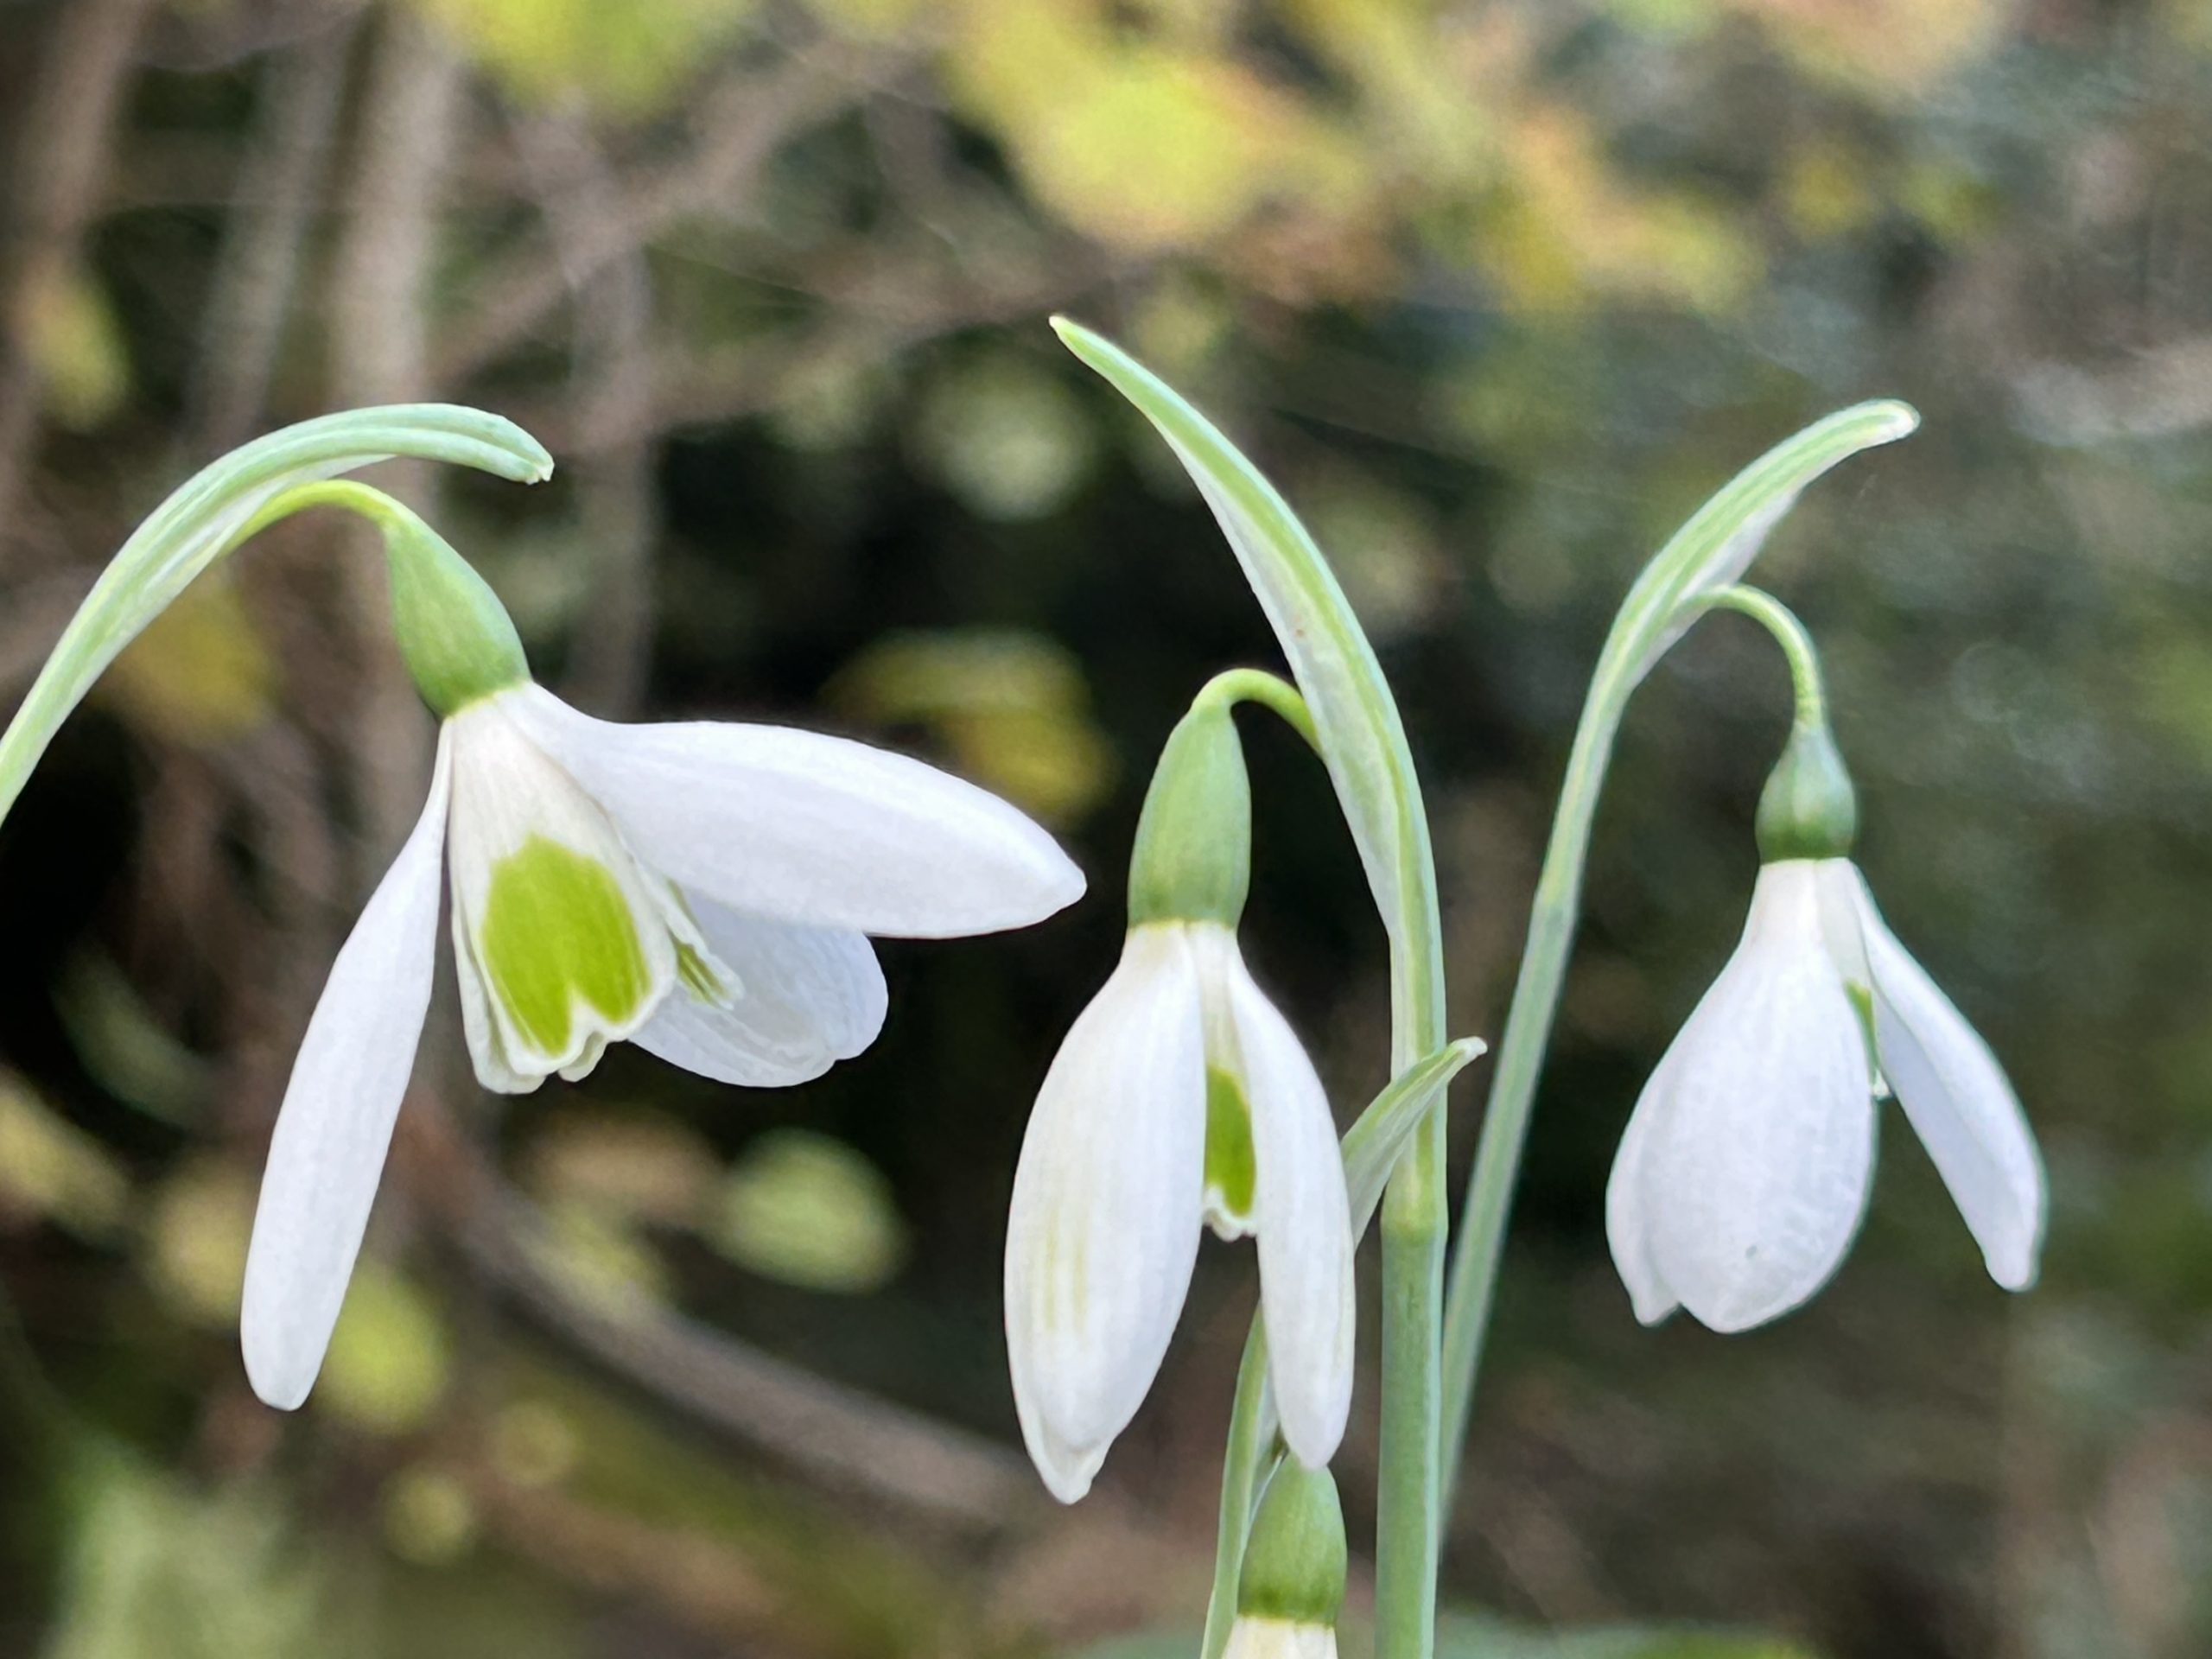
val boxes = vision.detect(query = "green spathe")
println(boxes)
[1755,718,1859,863]
[1237,1460,1347,1627]
[479,835,652,1056]
[1127,701,1252,928]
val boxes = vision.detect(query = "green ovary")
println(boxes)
[1205,1065,1257,1226]
[480,835,653,1057]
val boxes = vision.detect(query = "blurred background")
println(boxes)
[0,0,2208,1654]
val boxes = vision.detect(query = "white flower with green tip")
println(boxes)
[1607,720,2046,1332]
[240,489,1084,1410]
[1004,699,1353,1502]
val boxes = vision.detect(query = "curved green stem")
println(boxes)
[0,404,546,830]
[1195,667,1322,753]
[1705,585,1827,729]
[1436,400,1920,1495]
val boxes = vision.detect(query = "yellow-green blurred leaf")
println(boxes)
[381,1465,480,1567]
[98,575,276,744]
[25,264,130,431]
[48,1445,333,1659]
[0,1078,129,1242]
[55,951,212,1124]
[320,1267,452,1437]
[830,628,1116,825]
[711,1128,907,1294]
[410,0,759,115]
[912,354,1098,522]
[145,1159,253,1326]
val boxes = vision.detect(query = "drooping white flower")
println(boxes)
[243,676,1084,1410]
[1606,857,2046,1332]
[1004,918,1354,1503]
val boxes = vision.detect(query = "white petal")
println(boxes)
[1199,930,1354,1469]
[631,895,887,1087]
[1004,925,1206,1502]
[1639,861,1878,1332]
[444,694,682,1091]
[1843,866,2047,1290]
[1605,1039,1683,1325]
[240,728,453,1409]
[501,683,1085,938]
[1224,1619,1339,1659]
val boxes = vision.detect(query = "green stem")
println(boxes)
[1705,585,1827,728]
[1201,1321,1281,1659]
[1193,667,1323,753]
[1435,401,1920,1499]
[1375,760,1448,1659]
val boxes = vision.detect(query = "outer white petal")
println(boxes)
[631,895,887,1087]
[1840,864,2047,1290]
[240,728,454,1409]
[1004,925,1206,1502]
[1640,861,1878,1333]
[500,683,1085,938]
[1198,930,1354,1469]
[1605,1039,1684,1325]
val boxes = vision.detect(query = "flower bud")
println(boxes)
[1126,701,1250,929]
[1236,1460,1346,1634]
[1754,717,1857,863]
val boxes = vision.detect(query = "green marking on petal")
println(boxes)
[676,939,727,1002]
[480,834,652,1058]
[1205,1065,1257,1233]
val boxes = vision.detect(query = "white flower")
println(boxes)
[1004,921,1353,1503]
[1607,857,2047,1332]
[243,682,1084,1409]
[1224,1619,1338,1659]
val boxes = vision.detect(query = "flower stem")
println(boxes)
[1435,401,1920,1499]
[1201,1321,1280,1659]
[1195,667,1322,753]
[1705,585,1827,729]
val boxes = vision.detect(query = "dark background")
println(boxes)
[0,0,2207,1655]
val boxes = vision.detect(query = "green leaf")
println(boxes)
[1606,400,1918,690]
[0,404,550,828]
[1054,317,1431,957]
[1343,1039,1489,1237]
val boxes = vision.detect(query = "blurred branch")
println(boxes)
[515,109,660,715]
[327,5,462,860]
[434,41,899,384]
[401,1091,1045,1538]
[189,14,359,457]
[0,0,158,554]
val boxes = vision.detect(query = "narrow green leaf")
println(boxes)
[0,404,551,825]
[1054,317,1429,950]
[1609,399,1918,690]
[1343,1038,1488,1238]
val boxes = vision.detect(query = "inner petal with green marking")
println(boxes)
[479,834,654,1058]
[1203,1064,1258,1239]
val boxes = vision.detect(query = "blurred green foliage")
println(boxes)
[2,0,2210,1656]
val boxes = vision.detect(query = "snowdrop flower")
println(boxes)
[1607,717,2046,1332]
[1006,696,1353,1502]
[1222,1461,1347,1659]
[243,486,1083,1408]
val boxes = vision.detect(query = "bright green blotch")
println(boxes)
[480,835,651,1057]
[1205,1065,1256,1227]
